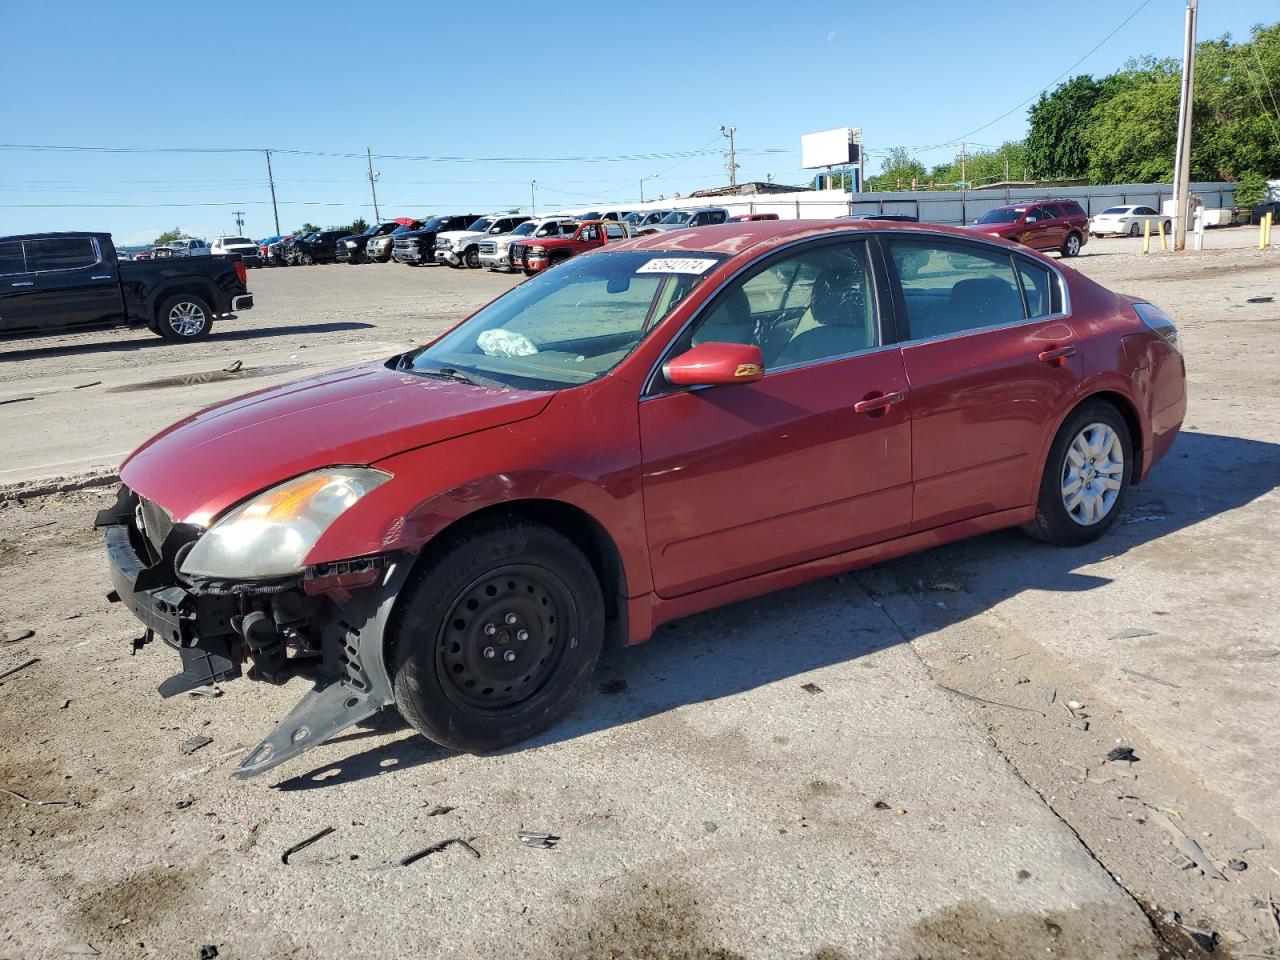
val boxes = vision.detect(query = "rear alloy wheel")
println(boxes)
[1061,232,1082,257]
[1023,402,1131,545]
[1129,222,1141,237]
[155,293,214,342]
[390,521,605,753]
[1163,220,1172,233]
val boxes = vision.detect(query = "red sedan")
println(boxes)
[100,220,1186,778]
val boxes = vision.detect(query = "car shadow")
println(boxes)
[272,430,1280,790]
[0,321,376,362]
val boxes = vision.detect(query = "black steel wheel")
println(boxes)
[389,520,604,752]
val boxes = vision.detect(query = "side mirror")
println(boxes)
[664,342,764,387]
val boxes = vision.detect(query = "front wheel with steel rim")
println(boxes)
[155,293,214,342]
[1061,232,1083,257]
[389,520,605,753]
[1023,402,1132,545]
[464,247,481,269]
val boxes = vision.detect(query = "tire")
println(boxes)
[1022,401,1132,546]
[389,520,605,753]
[1060,232,1082,257]
[300,252,315,266]
[1129,223,1141,237]
[522,269,535,277]
[464,247,481,269]
[155,293,214,342]
[1163,220,1171,233]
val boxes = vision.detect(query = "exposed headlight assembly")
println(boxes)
[1134,302,1182,355]
[180,468,391,580]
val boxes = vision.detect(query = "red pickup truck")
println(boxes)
[510,220,632,275]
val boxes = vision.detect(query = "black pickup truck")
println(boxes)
[0,232,253,342]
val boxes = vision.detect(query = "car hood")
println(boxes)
[438,230,486,244]
[121,362,553,525]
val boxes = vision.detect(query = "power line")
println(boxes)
[937,0,1157,148]
[0,142,789,164]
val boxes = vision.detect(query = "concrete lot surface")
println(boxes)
[1,234,1278,958]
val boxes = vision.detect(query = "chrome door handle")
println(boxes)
[10,281,33,287]
[853,390,906,414]
[91,274,113,280]
[1037,345,1078,365]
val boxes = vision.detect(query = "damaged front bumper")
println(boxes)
[97,485,407,780]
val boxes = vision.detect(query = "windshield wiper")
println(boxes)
[416,366,478,386]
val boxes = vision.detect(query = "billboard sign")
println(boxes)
[802,128,860,169]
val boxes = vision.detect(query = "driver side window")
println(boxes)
[679,240,879,371]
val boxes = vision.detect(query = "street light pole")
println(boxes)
[366,147,381,222]
[530,180,537,215]
[1171,0,1198,251]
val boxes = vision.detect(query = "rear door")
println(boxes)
[21,237,123,331]
[0,240,39,334]
[640,236,912,597]
[883,236,1082,530]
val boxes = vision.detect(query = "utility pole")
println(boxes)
[1005,156,1010,183]
[960,142,967,188]
[720,125,738,187]
[1171,0,1198,251]
[530,180,537,215]
[263,150,280,235]
[366,147,381,222]
[232,210,245,235]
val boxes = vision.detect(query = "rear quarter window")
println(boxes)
[0,241,27,275]
[25,237,98,271]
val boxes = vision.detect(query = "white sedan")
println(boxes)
[1089,205,1171,237]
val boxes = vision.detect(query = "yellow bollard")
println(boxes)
[1143,218,1151,254]
[1260,213,1269,249]
[1267,211,1274,248]
[1158,218,1168,252]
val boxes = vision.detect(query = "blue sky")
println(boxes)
[2,0,1274,245]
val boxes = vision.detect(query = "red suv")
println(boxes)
[101,219,1184,778]
[965,200,1089,257]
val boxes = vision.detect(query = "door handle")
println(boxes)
[853,390,906,414]
[10,281,33,287]
[1037,345,1078,366]
[91,274,113,280]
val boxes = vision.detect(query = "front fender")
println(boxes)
[303,381,651,596]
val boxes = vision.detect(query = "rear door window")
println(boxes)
[888,239,1027,340]
[0,241,27,275]
[25,237,98,272]
[1015,258,1061,318]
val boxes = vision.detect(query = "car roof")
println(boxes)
[608,218,1002,256]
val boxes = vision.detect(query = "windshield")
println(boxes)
[390,224,420,236]
[223,237,252,246]
[977,208,1025,224]
[1101,207,1132,215]
[422,217,453,231]
[623,213,644,224]
[465,217,497,232]
[408,250,727,389]
[510,221,538,237]
[658,211,691,224]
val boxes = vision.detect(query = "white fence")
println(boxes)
[552,181,1240,226]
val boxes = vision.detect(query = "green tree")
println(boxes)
[1235,170,1269,207]
[153,227,189,245]
[1083,59,1182,183]
[864,146,928,191]
[293,222,321,236]
[1026,76,1121,179]
[347,217,370,234]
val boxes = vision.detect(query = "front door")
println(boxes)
[883,236,1084,530]
[640,236,912,598]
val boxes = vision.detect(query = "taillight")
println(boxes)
[1133,302,1181,354]
[234,260,247,285]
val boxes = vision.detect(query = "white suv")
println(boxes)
[155,238,210,257]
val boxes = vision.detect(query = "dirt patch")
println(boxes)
[899,901,1161,960]
[547,881,746,960]
[69,861,200,935]
[105,362,304,393]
